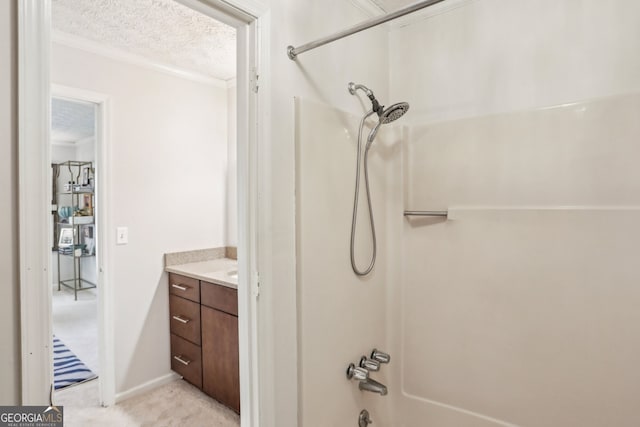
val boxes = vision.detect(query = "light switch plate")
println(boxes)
[116,227,128,245]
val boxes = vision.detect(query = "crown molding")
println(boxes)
[51,140,76,147]
[51,137,94,147]
[52,30,230,88]
[389,0,475,28]
[75,136,95,146]
[350,0,386,17]
[350,0,475,28]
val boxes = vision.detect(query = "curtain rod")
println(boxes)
[287,0,447,60]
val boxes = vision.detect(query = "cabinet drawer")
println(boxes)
[201,281,238,316]
[169,273,200,303]
[170,333,202,389]
[169,294,201,345]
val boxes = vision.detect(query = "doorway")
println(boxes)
[19,1,266,425]
[50,95,100,405]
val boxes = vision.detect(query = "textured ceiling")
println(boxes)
[51,98,96,143]
[52,0,236,81]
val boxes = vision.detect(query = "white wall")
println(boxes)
[51,41,229,395]
[390,1,640,425]
[226,85,237,247]
[262,0,391,424]
[74,137,95,163]
[390,0,640,125]
[51,144,76,164]
[0,0,20,405]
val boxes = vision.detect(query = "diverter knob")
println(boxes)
[370,349,390,364]
[360,356,380,372]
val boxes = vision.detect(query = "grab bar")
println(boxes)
[403,210,448,217]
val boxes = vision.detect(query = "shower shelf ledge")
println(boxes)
[403,210,448,217]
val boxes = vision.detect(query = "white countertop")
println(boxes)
[165,258,238,289]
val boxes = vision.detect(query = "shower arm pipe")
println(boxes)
[287,0,447,60]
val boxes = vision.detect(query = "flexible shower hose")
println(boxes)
[350,110,377,276]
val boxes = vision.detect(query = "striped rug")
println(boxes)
[53,336,97,390]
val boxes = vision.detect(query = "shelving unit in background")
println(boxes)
[56,160,96,300]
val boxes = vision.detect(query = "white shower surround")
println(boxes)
[296,98,399,426]
[297,0,640,426]
[392,0,640,425]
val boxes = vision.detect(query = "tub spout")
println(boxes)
[359,378,387,396]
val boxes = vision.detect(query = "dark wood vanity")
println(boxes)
[169,272,240,413]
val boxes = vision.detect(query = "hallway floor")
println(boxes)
[52,279,99,373]
[52,280,99,406]
[55,379,240,427]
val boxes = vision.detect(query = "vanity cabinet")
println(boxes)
[201,281,240,413]
[168,273,240,413]
[169,273,202,389]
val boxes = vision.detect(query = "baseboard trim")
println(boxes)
[114,372,180,404]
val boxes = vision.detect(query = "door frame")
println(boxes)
[50,84,116,406]
[18,0,270,425]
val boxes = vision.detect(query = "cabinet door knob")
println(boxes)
[172,315,191,324]
[173,355,191,366]
[171,283,188,291]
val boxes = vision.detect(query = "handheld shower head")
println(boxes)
[349,82,410,130]
[348,82,411,277]
[367,102,410,142]
[380,102,409,124]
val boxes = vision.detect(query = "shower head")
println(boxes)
[379,102,409,124]
[367,103,410,143]
[348,82,410,142]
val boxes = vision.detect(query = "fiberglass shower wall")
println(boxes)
[388,0,640,426]
[295,97,401,426]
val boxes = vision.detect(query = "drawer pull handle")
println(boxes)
[172,315,190,324]
[171,283,188,291]
[173,355,191,366]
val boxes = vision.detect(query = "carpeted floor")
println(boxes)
[56,379,240,427]
[52,280,100,406]
[52,283,99,374]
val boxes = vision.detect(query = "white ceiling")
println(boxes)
[51,97,95,143]
[52,0,236,81]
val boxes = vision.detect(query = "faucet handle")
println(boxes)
[371,349,391,364]
[347,363,369,381]
[360,356,380,372]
